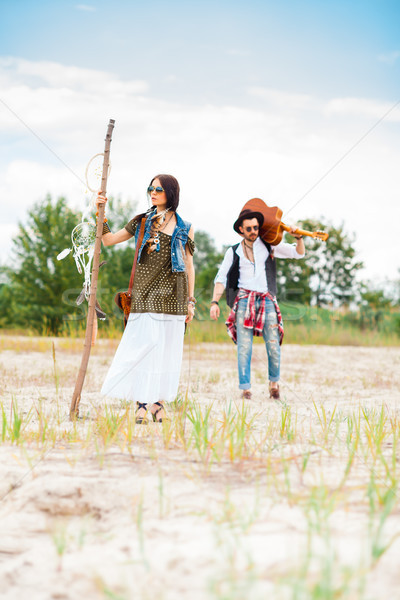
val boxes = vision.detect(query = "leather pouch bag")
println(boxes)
[114,217,146,327]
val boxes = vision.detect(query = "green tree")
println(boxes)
[276,244,313,304]
[356,282,394,330]
[193,230,225,301]
[10,196,84,334]
[0,266,14,328]
[393,269,400,307]
[8,195,139,335]
[360,286,392,310]
[279,220,363,307]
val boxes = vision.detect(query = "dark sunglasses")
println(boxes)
[244,225,259,232]
[147,186,165,194]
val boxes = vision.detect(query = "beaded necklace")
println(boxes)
[242,241,254,264]
[147,209,174,253]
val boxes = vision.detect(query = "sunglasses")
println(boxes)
[147,186,165,194]
[244,225,259,232]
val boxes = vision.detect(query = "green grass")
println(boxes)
[2,303,400,346]
[186,319,400,346]
[190,301,400,346]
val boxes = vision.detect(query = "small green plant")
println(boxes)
[280,405,296,441]
[221,402,257,461]
[51,520,69,571]
[367,473,399,564]
[158,467,165,518]
[362,405,388,459]
[52,341,60,398]
[207,370,221,384]
[134,491,149,570]
[1,403,6,442]
[10,400,22,444]
[95,405,125,451]
[35,400,49,444]
[93,576,128,600]
[186,402,215,466]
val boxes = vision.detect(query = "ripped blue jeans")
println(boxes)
[236,296,280,390]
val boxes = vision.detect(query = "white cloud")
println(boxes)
[225,49,251,57]
[324,97,400,122]
[75,4,96,11]
[377,50,400,65]
[248,87,316,111]
[0,57,399,280]
[0,56,148,95]
[0,223,19,266]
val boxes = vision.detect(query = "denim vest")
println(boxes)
[135,209,192,273]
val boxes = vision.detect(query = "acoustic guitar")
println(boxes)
[240,198,328,245]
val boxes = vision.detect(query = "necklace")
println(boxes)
[158,211,174,232]
[242,240,254,264]
[147,211,175,253]
[150,207,170,227]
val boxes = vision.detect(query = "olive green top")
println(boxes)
[124,220,195,315]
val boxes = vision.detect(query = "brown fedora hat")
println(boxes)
[233,199,265,234]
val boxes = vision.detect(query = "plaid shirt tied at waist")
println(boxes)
[226,289,284,345]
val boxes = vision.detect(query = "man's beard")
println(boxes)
[243,232,259,243]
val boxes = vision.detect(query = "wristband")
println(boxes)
[211,300,219,306]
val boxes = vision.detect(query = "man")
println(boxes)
[210,202,305,400]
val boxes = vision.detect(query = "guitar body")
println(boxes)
[239,198,284,245]
[260,206,284,245]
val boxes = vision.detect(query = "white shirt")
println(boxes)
[214,237,305,293]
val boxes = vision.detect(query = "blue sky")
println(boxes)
[2,0,400,102]
[1,0,400,282]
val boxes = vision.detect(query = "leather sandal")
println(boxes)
[269,384,280,400]
[135,402,148,424]
[151,402,169,423]
[242,390,252,400]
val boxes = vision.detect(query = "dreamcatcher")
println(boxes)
[57,153,111,321]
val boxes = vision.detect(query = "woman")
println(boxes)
[97,174,195,423]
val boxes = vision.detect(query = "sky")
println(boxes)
[1,0,399,285]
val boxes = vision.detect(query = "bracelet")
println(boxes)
[102,221,111,234]
[96,211,111,234]
[211,300,219,306]
[188,296,196,305]
[294,236,303,240]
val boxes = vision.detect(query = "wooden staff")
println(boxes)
[70,119,115,420]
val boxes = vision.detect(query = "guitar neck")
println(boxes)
[281,222,318,238]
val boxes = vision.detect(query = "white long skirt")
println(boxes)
[101,313,186,403]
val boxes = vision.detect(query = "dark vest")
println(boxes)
[226,240,277,308]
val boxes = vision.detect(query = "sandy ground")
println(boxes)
[0,336,400,600]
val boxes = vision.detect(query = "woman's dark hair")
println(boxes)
[150,174,180,212]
